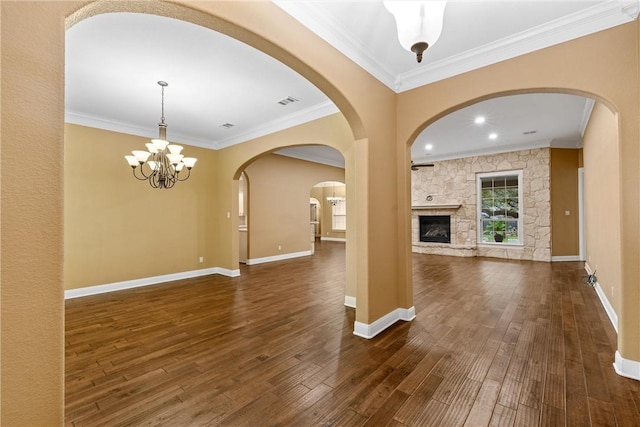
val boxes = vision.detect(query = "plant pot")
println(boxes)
[494,233,504,243]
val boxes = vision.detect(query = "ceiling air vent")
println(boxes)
[277,96,299,106]
[219,123,235,129]
[523,130,537,135]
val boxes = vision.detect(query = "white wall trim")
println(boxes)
[585,263,618,333]
[217,268,241,278]
[67,102,340,152]
[276,2,637,93]
[593,281,619,334]
[64,267,239,299]
[321,237,346,242]
[344,295,356,308]
[245,250,312,265]
[353,306,416,339]
[578,168,586,261]
[614,351,640,381]
[551,255,581,262]
[583,266,639,382]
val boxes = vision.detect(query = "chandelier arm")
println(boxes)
[150,170,161,189]
[176,168,192,182]
[138,164,153,179]
[131,167,149,181]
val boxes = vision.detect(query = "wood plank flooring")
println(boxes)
[65,241,640,426]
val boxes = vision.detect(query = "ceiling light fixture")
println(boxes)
[125,81,197,189]
[489,132,498,140]
[327,183,344,206]
[425,143,433,150]
[474,116,486,124]
[383,1,447,63]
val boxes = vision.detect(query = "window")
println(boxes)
[477,171,522,244]
[332,199,346,231]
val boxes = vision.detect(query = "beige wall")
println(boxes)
[550,148,581,257]
[65,126,346,287]
[244,154,344,260]
[583,103,622,320]
[64,124,218,290]
[2,1,640,423]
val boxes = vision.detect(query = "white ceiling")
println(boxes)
[65,1,639,169]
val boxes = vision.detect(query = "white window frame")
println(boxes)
[331,199,346,231]
[477,170,523,246]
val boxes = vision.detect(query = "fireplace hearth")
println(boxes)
[419,215,451,243]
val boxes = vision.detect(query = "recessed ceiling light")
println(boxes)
[474,116,486,124]
[425,143,433,151]
[489,132,498,140]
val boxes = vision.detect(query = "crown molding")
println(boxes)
[278,1,639,94]
[213,101,339,149]
[65,111,216,149]
[580,98,596,137]
[273,1,399,90]
[67,100,339,151]
[276,147,345,168]
[413,139,553,163]
[399,1,638,92]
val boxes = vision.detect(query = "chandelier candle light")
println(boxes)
[383,1,447,63]
[326,183,344,207]
[125,81,197,189]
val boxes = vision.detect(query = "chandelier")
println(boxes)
[124,81,197,189]
[327,183,344,206]
[383,1,447,63]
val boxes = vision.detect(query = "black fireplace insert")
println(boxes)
[419,215,451,243]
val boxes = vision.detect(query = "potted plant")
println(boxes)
[493,221,506,242]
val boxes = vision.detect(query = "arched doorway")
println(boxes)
[404,88,631,378]
[232,147,345,266]
[408,92,592,262]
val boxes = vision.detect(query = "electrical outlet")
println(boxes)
[278,245,282,251]
[199,256,204,263]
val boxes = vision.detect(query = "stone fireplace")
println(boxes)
[412,204,476,257]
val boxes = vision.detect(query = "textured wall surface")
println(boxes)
[411,148,551,261]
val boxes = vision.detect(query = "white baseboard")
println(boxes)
[585,266,640,382]
[321,237,346,242]
[245,250,312,265]
[344,295,356,308]
[551,255,581,262]
[585,264,618,332]
[593,282,618,333]
[614,351,640,381]
[217,268,241,278]
[64,266,240,299]
[353,306,416,339]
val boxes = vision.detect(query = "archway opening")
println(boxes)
[408,92,597,263]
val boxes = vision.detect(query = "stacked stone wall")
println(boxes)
[411,148,551,262]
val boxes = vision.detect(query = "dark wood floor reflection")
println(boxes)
[65,242,640,426]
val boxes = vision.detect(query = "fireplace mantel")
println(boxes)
[412,204,461,210]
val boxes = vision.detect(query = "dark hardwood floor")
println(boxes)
[65,241,640,426]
